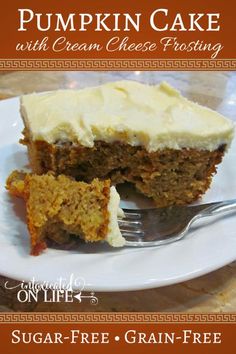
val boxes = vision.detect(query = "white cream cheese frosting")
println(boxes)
[20,80,234,152]
[106,186,125,247]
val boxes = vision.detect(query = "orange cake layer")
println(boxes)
[21,135,226,207]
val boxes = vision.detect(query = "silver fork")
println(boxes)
[118,199,236,247]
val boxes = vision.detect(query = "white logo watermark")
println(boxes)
[4,274,98,305]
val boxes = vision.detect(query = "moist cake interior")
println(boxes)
[21,134,226,207]
[6,171,116,255]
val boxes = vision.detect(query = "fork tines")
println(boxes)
[118,211,144,238]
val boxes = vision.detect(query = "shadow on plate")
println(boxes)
[118,183,156,209]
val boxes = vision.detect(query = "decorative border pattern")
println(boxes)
[0,313,235,323]
[0,59,236,70]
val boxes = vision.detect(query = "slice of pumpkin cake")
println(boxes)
[20,80,234,207]
[6,170,124,255]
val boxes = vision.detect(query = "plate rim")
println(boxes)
[0,95,236,291]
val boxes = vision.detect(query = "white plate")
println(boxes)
[0,97,236,292]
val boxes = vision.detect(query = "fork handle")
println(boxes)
[201,199,236,217]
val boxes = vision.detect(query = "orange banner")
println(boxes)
[0,0,236,69]
[0,313,235,354]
